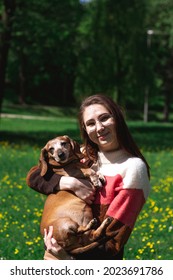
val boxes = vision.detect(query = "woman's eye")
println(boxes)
[86,121,95,127]
[100,114,111,122]
[100,116,108,122]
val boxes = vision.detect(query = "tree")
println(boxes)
[75,0,148,109]
[145,0,173,121]
[2,0,173,117]
[0,0,16,110]
[7,0,84,106]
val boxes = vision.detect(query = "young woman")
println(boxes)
[26,94,150,260]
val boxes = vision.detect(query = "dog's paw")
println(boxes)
[90,172,105,189]
[98,174,106,187]
[95,173,106,188]
[105,217,113,225]
[90,218,98,228]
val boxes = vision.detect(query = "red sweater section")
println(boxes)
[94,175,145,229]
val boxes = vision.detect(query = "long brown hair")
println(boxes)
[78,94,150,178]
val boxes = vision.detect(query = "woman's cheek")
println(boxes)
[87,130,98,145]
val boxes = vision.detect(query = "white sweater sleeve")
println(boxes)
[123,157,150,200]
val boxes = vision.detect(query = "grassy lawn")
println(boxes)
[0,111,173,260]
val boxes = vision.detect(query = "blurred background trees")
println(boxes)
[0,0,173,121]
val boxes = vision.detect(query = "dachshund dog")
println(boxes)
[39,135,112,255]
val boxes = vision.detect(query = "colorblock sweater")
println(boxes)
[26,149,150,259]
[93,150,150,228]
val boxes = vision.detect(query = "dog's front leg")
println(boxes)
[77,218,97,234]
[89,217,113,241]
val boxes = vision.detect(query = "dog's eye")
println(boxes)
[61,142,67,147]
[49,148,54,154]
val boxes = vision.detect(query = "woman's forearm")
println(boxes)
[26,166,95,203]
[59,176,95,204]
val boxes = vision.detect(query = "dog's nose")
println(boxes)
[58,151,66,160]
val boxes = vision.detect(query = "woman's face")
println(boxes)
[83,104,119,152]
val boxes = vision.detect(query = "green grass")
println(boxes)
[0,113,173,260]
[1,103,78,118]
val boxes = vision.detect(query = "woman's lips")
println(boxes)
[98,133,109,140]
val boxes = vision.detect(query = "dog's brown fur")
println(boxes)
[39,135,112,254]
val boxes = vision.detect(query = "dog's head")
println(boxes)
[39,135,84,176]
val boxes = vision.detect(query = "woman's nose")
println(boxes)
[95,120,104,131]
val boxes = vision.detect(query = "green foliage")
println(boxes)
[7,0,83,105]
[1,0,173,118]
[75,0,147,104]
[0,115,173,259]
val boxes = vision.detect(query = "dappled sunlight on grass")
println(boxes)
[125,151,173,260]
[0,141,44,260]
[0,135,173,259]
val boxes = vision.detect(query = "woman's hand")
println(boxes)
[44,226,74,260]
[59,177,96,204]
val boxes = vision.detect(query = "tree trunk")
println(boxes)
[143,86,149,122]
[0,0,16,111]
[115,44,123,104]
[18,53,27,105]
[163,90,170,122]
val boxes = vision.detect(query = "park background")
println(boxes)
[0,0,173,260]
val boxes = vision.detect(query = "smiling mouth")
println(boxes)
[98,133,108,139]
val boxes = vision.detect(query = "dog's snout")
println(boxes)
[58,151,66,160]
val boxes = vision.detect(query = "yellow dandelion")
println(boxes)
[23,232,28,238]
[25,241,34,246]
[34,236,41,243]
[153,206,159,213]
[138,249,144,254]
[14,248,19,255]
[33,219,39,224]
[146,242,154,248]
[149,224,155,229]
[1,175,9,182]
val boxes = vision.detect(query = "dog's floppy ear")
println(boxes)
[39,148,48,176]
[63,135,84,160]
